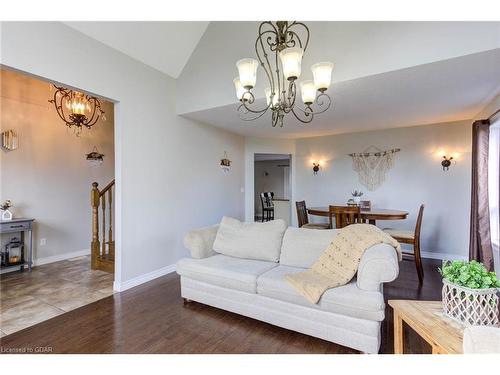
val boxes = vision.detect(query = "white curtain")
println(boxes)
[489,118,500,275]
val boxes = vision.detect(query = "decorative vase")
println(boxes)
[442,279,500,326]
[2,209,13,221]
[353,196,361,205]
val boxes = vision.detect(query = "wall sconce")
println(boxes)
[312,162,320,175]
[1,130,19,151]
[220,151,231,173]
[441,155,453,171]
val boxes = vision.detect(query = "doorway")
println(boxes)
[0,67,116,336]
[254,153,292,224]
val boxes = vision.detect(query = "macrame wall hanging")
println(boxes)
[349,146,400,191]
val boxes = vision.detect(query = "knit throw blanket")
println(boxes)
[286,224,401,304]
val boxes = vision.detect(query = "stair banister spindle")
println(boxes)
[108,188,114,259]
[91,182,100,269]
[91,179,115,273]
[102,193,106,258]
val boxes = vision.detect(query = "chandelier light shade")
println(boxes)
[300,80,316,105]
[312,62,334,91]
[279,47,304,81]
[236,58,259,89]
[233,78,245,101]
[234,21,334,128]
[265,87,279,107]
[49,85,106,136]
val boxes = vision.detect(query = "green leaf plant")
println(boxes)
[439,260,500,289]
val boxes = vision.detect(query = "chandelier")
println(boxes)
[49,85,106,135]
[234,21,334,128]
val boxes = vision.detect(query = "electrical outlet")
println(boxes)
[40,238,47,246]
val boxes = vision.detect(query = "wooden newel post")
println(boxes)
[91,182,100,270]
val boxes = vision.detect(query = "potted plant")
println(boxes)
[439,260,500,326]
[1,200,13,221]
[351,190,363,205]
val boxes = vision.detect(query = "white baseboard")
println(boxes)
[0,248,90,274]
[113,263,176,292]
[420,251,468,261]
[34,249,91,266]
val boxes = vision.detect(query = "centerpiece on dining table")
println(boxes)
[347,190,363,206]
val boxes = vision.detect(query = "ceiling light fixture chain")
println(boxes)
[234,21,333,128]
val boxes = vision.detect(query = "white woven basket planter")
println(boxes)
[442,279,500,327]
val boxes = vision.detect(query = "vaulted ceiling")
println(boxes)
[64,21,500,138]
[64,22,209,78]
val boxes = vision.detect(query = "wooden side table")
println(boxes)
[389,300,464,354]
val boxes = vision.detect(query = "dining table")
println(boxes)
[307,206,409,226]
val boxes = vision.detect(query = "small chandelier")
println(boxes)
[234,21,334,128]
[49,85,106,135]
[86,146,104,166]
[220,151,232,173]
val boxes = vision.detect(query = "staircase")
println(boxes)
[91,179,115,273]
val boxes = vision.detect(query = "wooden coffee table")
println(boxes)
[389,300,465,354]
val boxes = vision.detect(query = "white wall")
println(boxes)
[254,159,289,217]
[1,22,245,288]
[0,69,114,263]
[294,120,472,259]
[244,137,295,223]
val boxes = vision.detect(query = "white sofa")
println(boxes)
[176,220,400,353]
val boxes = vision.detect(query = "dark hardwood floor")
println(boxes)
[0,258,442,354]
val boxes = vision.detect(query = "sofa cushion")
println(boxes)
[279,227,338,268]
[176,254,277,294]
[213,216,287,262]
[257,265,385,321]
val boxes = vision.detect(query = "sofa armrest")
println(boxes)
[463,326,500,353]
[183,225,219,259]
[357,243,399,292]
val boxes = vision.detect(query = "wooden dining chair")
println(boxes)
[260,192,275,222]
[296,201,330,229]
[328,205,361,229]
[383,204,425,284]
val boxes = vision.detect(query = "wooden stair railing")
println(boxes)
[91,179,115,273]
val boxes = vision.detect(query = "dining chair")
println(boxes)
[260,192,275,222]
[383,204,425,284]
[295,201,330,229]
[328,205,361,229]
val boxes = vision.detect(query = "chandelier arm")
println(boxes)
[290,107,314,124]
[237,103,270,122]
[85,97,103,127]
[274,45,283,109]
[286,80,297,109]
[53,103,70,125]
[255,29,277,96]
[293,93,332,116]
[285,22,310,51]
[50,88,72,125]
[240,92,272,114]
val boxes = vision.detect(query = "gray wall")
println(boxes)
[1,22,245,287]
[0,69,115,263]
[294,120,472,259]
